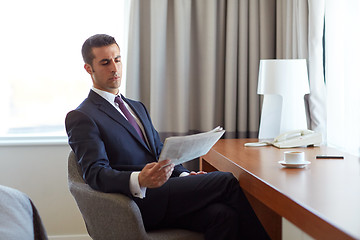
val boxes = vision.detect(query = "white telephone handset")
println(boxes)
[274,129,313,142]
[245,129,322,148]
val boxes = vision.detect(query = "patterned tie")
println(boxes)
[115,96,145,142]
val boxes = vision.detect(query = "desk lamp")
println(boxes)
[257,59,310,140]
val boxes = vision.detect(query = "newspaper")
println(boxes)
[158,126,225,165]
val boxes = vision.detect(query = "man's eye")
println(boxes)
[101,61,109,65]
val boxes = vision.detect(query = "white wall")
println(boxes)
[283,218,314,240]
[0,142,90,239]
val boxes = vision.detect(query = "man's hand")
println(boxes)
[138,160,175,188]
[189,171,207,175]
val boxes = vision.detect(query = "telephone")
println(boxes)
[245,129,322,148]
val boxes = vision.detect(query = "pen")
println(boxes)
[316,155,344,159]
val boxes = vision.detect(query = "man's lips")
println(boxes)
[110,72,120,80]
[109,76,120,81]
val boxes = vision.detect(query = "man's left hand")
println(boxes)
[189,171,207,175]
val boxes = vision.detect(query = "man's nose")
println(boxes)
[110,60,119,72]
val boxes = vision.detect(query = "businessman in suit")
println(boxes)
[65,34,268,239]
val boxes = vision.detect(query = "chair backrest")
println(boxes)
[67,151,150,240]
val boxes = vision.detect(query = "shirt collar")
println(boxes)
[91,87,120,106]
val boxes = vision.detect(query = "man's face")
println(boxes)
[84,43,122,95]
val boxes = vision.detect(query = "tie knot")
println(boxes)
[115,95,124,105]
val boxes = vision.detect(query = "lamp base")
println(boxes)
[258,95,282,140]
[258,95,308,140]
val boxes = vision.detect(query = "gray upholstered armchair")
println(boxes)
[67,151,203,240]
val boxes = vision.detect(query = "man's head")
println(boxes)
[82,34,122,95]
[82,34,118,67]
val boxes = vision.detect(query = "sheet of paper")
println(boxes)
[158,126,225,165]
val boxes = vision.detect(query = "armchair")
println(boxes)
[67,151,203,240]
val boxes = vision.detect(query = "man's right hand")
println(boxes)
[138,160,174,188]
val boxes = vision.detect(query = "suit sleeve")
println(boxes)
[65,110,133,197]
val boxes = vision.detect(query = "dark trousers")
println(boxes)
[135,171,269,240]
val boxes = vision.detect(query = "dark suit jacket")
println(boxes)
[65,90,189,198]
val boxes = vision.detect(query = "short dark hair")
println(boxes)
[81,34,118,66]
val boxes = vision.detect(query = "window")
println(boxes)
[0,0,130,138]
[325,0,360,156]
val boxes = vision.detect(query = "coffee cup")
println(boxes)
[284,151,305,164]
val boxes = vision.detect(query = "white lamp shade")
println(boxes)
[257,59,310,139]
[258,59,310,96]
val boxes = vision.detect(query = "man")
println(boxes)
[65,34,268,239]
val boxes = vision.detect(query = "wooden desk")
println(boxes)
[200,139,360,240]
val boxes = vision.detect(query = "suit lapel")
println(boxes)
[122,97,157,155]
[88,91,152,153]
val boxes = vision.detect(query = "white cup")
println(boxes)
[284,151,305,164]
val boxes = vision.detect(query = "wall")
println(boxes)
[0,142,90,239]
[283,218,314,240]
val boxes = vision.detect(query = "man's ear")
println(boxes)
[84,63,93,74]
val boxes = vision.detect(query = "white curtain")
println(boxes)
[325,0,360,156]
[307,0,327,140]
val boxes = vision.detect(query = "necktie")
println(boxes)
[115,96,145,142]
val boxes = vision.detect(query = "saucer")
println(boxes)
[278,161,311,168]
